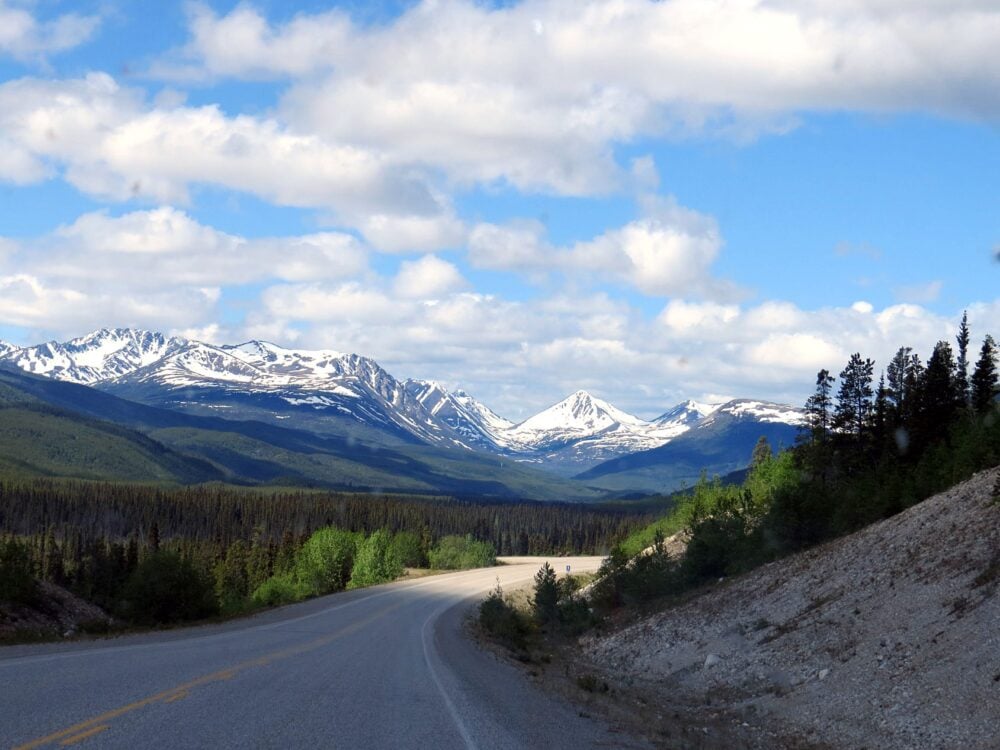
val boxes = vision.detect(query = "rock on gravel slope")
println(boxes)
[585,467,1000,750]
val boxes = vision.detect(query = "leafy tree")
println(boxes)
[389,530,425,568]
[120,551,217,625]
[349,530,403,588]
[532,562,559,626]
[294,527,360,596]
[833,353,875,440]
[971,335,998,414]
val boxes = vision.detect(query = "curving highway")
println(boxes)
[1,556,647,749]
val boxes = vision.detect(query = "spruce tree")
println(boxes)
[970,335,998,414]
[955,311,971,406]
[532,562,559,627]
[750,435,773,467]
[833,353,875,440]
[804,369,835,440]
[922,340,959,428]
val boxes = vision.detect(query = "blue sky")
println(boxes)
[0,0,997,418]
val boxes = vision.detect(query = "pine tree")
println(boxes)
[922,340,959,428]
[833,353,875,440]
[970,335,998,414]
[750,436,773,467]
[804,369,835,440]
[955,311,971,407]
[886,346,914,424]
[532,562,559,627]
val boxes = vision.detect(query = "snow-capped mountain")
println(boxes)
[1,328,183,384]
[576,398,808,493]
[404,380,514,450]
[0,340,20,358]
[0,328,805,475]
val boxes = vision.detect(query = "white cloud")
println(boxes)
[468,194,731,298]
[393,256,468,299]
[358,212,467,254]
[0,2,100,61]
[15,207,369,290]
[0,273,216,332]
[0,74,446,239]
[151,0,1000,196]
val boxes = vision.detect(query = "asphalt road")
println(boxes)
[1,556,647,749]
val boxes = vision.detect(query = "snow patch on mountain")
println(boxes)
[705,399,807,427]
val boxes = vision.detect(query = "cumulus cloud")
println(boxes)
[468,194,734,298]
[393,256,468,299]
[0,208,371,336]
[240,271,997,419]
[0,1,100,62]
[8,207,369,290]
[0,273,218,332]
[150,0,1000,195]
[0,74,446,240]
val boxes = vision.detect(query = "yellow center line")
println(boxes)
[56,726,109,747]
[15,601,402,750]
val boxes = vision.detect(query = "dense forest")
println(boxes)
[589,316,1000,613]
[0,480,653,629]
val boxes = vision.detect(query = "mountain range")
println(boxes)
[0,328,806,496]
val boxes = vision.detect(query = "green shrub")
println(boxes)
[251,573,302,607]
[390,530,426,568]
[428,535,496,570]
[294,527,360,596]
[0,537,37,604]
[478,582,529,648]
[349,530,403,589]
[120,551,217,625]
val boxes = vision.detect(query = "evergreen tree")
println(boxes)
[532,562,559,627]
[922,340,960,429]
[147,521,160,553]
[215,539,250,611]
[833,353,875,439]
[970,335,998,414]
[804,369,835,440]
[955,311,971,406]
[750,436,773,467]
[886,347,915,425]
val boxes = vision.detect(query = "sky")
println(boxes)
[0,0,997,420]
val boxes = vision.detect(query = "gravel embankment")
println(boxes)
[585,467,1000,749]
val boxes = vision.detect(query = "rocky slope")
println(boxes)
[584,467,1000,749]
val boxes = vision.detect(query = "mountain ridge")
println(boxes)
[0,328,805,476]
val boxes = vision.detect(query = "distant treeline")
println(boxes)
[0,480,651,556]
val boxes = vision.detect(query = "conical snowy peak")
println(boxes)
[511,390,648,436]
